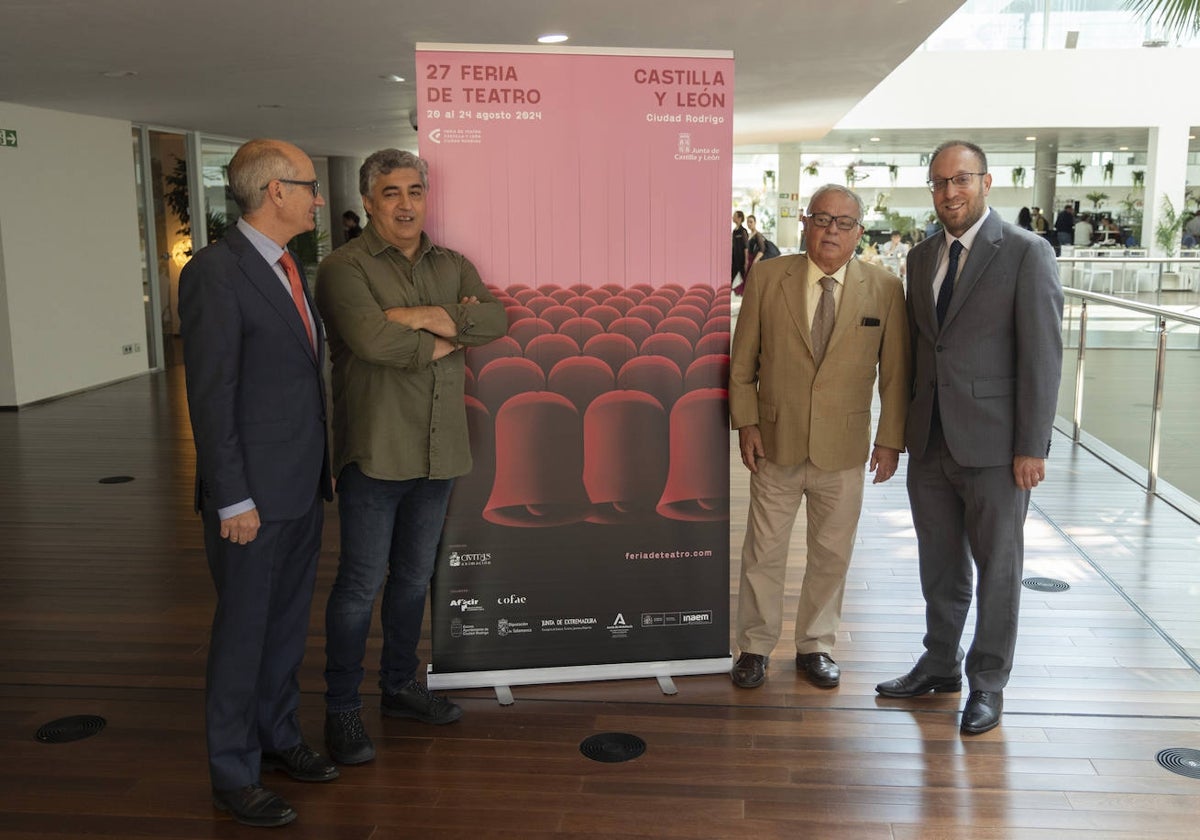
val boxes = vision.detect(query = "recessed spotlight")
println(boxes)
[538,33,569,44]
[1191,135,1197,140]
[851,147,860,152]
[869,137,881,142]
[1025,136,1037,141]
[101,70,138,78]
[1119,146,1129,151]
[379,74,406,83]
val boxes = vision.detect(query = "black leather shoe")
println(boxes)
[212,784,297,827]
[960,690,1003,735]
[796,652,840,688]
[262,742,339,782]
[325,709,376,764]
[731,652,767,688]
[382,679,463,725]
[875,667,962,698]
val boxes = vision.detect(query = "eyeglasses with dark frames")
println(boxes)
[808,212,862,231]
[260,178,320,197]
[927,172,986,193]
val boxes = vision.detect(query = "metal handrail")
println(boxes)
[1059,287,1199,497]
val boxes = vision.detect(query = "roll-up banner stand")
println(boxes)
[418,44,734,692]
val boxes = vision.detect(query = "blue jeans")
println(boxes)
[323,464,454,712]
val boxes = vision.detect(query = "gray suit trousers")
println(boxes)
[906,423,1030,692]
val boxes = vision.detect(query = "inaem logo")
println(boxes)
[428,128,442,144]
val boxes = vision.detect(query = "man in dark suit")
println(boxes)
[179,138,336,826]
[876,141,1063,735]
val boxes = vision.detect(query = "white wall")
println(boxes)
[0,102,146,406]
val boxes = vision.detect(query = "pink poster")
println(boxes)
[420,44,734,688]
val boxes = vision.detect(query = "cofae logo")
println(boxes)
[497,594,527,605]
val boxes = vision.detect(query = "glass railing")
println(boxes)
[1056,273,1200,520]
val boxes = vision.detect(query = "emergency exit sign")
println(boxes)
[0,129,17,147]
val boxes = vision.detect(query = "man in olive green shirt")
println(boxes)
[315,149,506,766]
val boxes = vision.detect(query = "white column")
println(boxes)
[1033,138,1057,220]
[1143,124,1190,256]
[776,143,801,250]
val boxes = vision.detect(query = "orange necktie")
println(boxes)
[278,252,315,351]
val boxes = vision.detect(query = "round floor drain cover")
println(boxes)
[1022,577,1070,592]
[98,476,134,484]
[35,715,106,744]
[1157,748,1200,779]
[580,732,646,763]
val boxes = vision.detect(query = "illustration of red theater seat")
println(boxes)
[446,396,494,518]
[656,387,730,521]
[563,295,592,314]
[626,304,664,328]
[684,353,730,392]
[537,283,563,295]
[655,316,701,347]
[549,288,575,304]
[582,390,670,524]
[606,316,653,348]
[708,303,731,320]
[640,296,673,316]
[506,283,532,296]
[525,295,557,315]
[630,283,655,295]
[661,282,687,295]
[604,297,633,315]
[654,287,683,304]
[582,304,621,329]
[513,288,540,305]
[505,305,535,327]
[685,282,714,299]
[583,332,638,376]
[547,355,614,414]
[466,335,521,376]
[695,330,730,358]
[639,332,692,375]
[558,316,604,347]
[600,283,625,295]
[668,303,706,330]
[495,294,518,309]
[567,283,591,295]
[539,305,577,329]
[584,288,610,304]
[483,392,591,528]
[524,332,580,377]
[617,288,647,304]
[509,317,555,349]
[616,355,683,412]
[702,315,730,336]
[676,295,711,314]
[463,364,477,399]
[476,356,546,416]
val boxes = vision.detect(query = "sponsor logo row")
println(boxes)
[448,609,713,641]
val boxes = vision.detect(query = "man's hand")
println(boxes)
[431,336,458,360]
[869,445,901,484]
[738,425,765,474]
[220,508,261,545]
[1013,455,1046,490]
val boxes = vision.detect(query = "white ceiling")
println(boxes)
[0,0,965,157]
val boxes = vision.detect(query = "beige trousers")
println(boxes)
[736,457,864,657]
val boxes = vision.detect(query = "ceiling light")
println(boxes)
[851,147,860,152]
[256,104,284,110]
[101,70,138,78]
[538,33,569,44]
[1025,136,1037,141]
[1191,135,1197,140]
[379,74,406,83]
[869,137,881,142]
[1119,146,1129,151]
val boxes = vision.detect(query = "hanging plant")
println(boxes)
[1103,160,1114,183]
[1131,170,1145,188]
[844,163,866,186]
[887,163,899,186]
[803,160,820,177]
[1011,165,1026,188]
[1068,159,1086,184]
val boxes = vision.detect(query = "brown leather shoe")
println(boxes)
[796,652,840,688]
[731,652,767,688]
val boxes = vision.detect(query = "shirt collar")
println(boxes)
[806,258,849,288]
[362,223,434,262]
[943,206,991,254]
[237,217,286,266]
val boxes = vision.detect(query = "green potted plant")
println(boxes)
[1102,160,1114,183]
[1154,194,1183,257]
[803,160,820,178]
[1085,191,1110,210]
[1131,170,1145,188]
[1011,165,1026,188]
[844,162,862,186]
[1068,159,1086,184]
[887,162,899,186]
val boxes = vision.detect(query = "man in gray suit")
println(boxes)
[875,140,1063,735]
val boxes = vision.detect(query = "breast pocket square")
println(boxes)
[861,317,880,327]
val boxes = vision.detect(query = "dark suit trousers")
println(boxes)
[906,423,1030,692]
[202,495,323,791]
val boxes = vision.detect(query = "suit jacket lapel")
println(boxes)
[827,259,864,354]
[227,228,319,365]
[942,210,1002,329]
[781,255,816,359]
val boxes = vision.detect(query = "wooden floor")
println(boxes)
[2,367,1200,839]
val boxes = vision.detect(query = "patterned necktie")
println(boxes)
[811,276,837,366]
[278,252,315,351]
[936,240,964,327]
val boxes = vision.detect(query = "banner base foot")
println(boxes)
[427,656,732,692]
[656,675,678,695]
[494,685,514,706]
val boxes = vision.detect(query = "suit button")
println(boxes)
[935,345,944,352]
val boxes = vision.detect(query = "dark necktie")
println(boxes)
[936,240,963,327]
[279,252,316,351]
[811,276,836,365]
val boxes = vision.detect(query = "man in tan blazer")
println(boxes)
[729,184,911,689]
